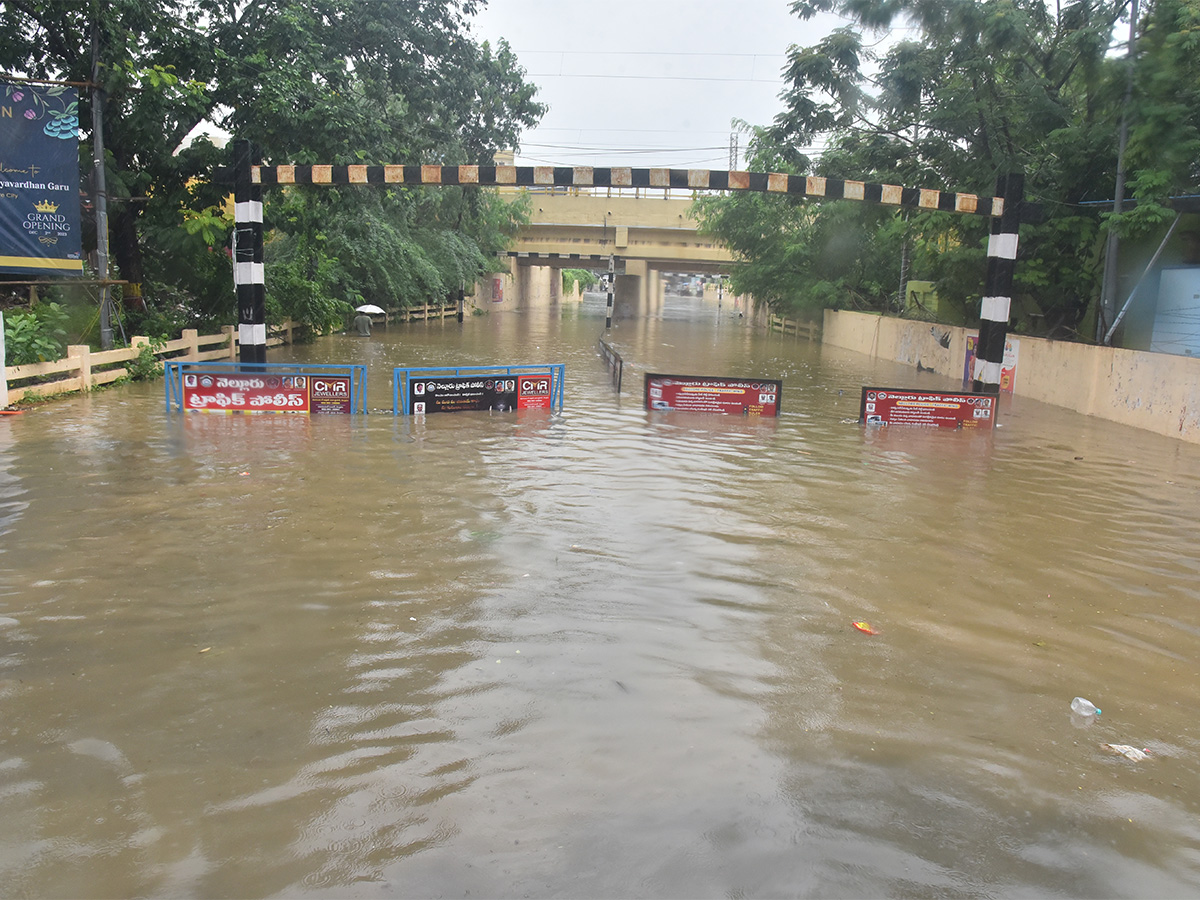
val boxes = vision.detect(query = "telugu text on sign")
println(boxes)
[409,375,553,414]
[860,387,996,429]
[182,373,310,413]
[644,374,782,416]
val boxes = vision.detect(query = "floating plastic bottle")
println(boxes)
[1071,697,1101,716]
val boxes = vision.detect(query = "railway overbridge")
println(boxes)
[501,191,737,318]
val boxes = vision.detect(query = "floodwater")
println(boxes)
[2,293,1200,899]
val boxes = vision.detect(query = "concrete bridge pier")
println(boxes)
[649,266,665,316]
[612,259,667,319]
[507,260,558,309]
[613,272,641,320]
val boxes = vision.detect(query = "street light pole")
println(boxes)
[1098,0,1139,343]
[91,5,113,350]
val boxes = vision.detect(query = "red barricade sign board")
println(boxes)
[644,374,781,416]
[860,387,996,429]
[182,373,310,413]
[516,374,553,410]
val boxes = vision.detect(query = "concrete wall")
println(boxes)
[822,309,1200,444]
[515,193,734,268]
[476,263,559,313]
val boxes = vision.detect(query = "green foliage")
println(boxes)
[1119,0,1200,234]
[2,303,69,366]
[126,336,166,381]
[695,129,908,316]
[697,0,1198,338]
[0,0,546,336]
[266,250,352,336]
[562,269,599,294]
[262,183,522,321]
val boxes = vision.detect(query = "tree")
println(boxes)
[1119,0,1200,233]
[697,0,1198,338]
[695,126,908,316]
[0,0,544,332]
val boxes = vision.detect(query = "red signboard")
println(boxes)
[516,374,553,410]
[182,373,310,413]
[644,374,781,416]
[860,387,996,429]
[310,376,352,414]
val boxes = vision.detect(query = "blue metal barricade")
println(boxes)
[392,364,565,415]
[165,362,368,414]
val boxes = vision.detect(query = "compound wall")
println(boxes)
[822,309,1200,444]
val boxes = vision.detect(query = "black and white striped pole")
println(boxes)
[232,140,266,364]
[605,254,615,329]
[972,173,1023,393]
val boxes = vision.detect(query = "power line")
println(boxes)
[520,142,729,153]
[513,50,787,58]
[529,127,741,134]
[526,72,784,84]
[513,152,734,168]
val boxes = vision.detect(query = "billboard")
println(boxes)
[964,335,1019,393]
[166,363,368,414]
[309,375,353,414]
[644,374,781,416]
[860,387,996,429]
[410,374,552,413]
[181,372,310,413]
[0,83,82,275]
[393,364,564,415]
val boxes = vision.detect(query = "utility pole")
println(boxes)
[232,140,266,363]
[973,174,1023,394]
[897,211,911,313]
[1098,0,1139,343]
[92,4,113,349]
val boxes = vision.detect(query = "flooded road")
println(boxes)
[3,294,1200,898]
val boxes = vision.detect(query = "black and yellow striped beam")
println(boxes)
[244,164,1008,218]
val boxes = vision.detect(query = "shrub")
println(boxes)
[3,302,69,365]
[126,336,166,381]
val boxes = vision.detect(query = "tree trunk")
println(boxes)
[109,203,147,310]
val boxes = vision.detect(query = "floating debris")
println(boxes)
[852,621,879,635]
[1102,743,1150,762]
[1071,697,1101,717]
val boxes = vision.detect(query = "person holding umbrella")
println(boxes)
[353,304,384,336]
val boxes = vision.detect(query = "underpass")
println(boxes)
[496,190,743,318]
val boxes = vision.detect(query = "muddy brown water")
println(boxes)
[2,295,1200,898]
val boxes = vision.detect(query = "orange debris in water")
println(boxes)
[852,621,878,635]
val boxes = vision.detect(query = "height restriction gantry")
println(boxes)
[221,142,1035,392]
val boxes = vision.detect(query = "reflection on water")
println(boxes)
[2,298,1200,897]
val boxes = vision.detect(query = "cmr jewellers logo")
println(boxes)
[27,197,72,246]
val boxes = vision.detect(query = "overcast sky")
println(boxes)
[468,0,853,169]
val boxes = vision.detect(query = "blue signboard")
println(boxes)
[0,83,82,275]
